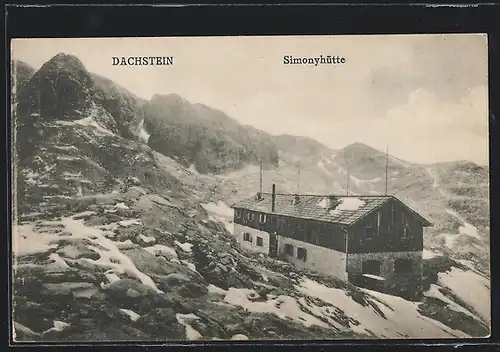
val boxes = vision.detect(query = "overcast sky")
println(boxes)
[11,34,489,165]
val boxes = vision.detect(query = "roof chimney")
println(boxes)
[271,184,276,212]
[294,194,300,205]
[326,195,337,210]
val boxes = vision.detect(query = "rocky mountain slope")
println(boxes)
[143,94,279,174]
[11,53,490,342]
[91,73,148,140]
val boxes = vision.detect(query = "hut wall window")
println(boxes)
[297,247,307,261]
[303,230,308,242]
[243,233,252,243]
[365,226,376,239]
[362,260,381,275]
[313,227,322,245]
[256,236,264,247]
[403,225,410,239]
[259,213,267,223]
[394,258,413,274]
[310,230,318,245]
[284,243,294,256]
[270,216,276,225]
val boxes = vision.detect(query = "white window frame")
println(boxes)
[403,225,410,239]
[243,232,252,243]
[297,247,307,261]
[256,236,264,247]
[259,213,267,223]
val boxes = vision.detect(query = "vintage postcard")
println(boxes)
[10,35,490,342]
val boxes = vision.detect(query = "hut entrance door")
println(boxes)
[269,232,278,258]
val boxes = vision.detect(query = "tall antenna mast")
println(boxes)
[259,158,263,195]
[346,166,350,195]
[297,161,301,194]
[385,144,389,195]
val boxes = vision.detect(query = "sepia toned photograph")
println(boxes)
[10,34,490,342]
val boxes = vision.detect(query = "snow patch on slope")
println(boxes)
[136,119,150,143]
[54,116,116,136]
[445,209,481,240]
[423,249,442,259]
[13,224,59,256]
[438,267,490,323]
[120,309,141,322]
[176,313,203,340]
[175,241,193,253]
[296,278,469,339]
[188,164,200,175]
[13,214,162,293]
[144,244,178,260]
[223,287,328,328]
[424,284,482,322]
[202,201,234,234]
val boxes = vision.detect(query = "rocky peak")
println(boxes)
[340,142,383,157]
[151,93,185,103]
[334,142,386,166]
[149,94,193,111]
[16,53,97,123]
[41,53,87,72]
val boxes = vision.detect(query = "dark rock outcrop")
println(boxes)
[17,53,99,123]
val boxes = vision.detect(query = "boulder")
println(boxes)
[13,322,42,341]
[122,247,190,277]
[41,282,96,297]
[231,334,249,340]
[187,311,227,339]
[176,282,208,298]
[134,308,185,340]
[56,243,100,261]
[106,279,156,297]
[104,278,182,315]
[13,299,55,333]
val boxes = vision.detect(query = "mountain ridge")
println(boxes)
[12,60,36,97]
[14,53,485,171]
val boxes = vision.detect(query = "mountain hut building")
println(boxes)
[230,184,432,300]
